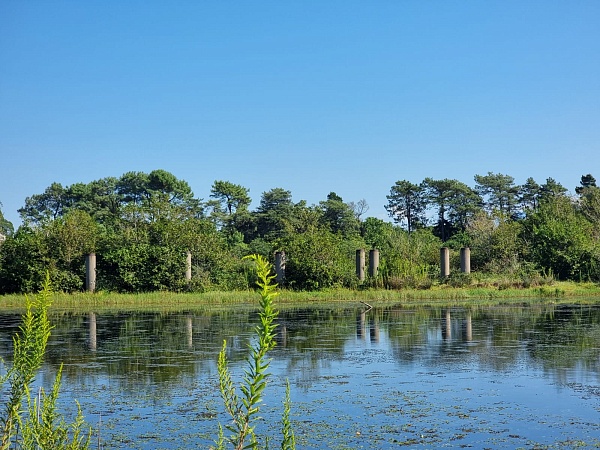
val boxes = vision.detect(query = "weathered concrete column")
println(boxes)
[440,247,450,278]
[356,249,365,281]
[275,251,285,284]
[186,251,192,281]
[369,249,379,278]
[88,312,97,352]
[460,247,471,274]
[85,253,96,292]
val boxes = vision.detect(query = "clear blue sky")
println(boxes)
[1,1,599,227]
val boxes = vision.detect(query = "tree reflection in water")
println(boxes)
[0,302,598,448]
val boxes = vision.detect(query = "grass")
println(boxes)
[1,280,600,312]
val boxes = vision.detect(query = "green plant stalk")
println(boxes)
[1,274,91,450]
[281,380,295,450]
[19,366,91,450]
[1,274,53,449]
[215,254,294,450]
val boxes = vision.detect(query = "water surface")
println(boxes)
[1,302,599,448]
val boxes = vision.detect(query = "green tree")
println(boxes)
[19,182,67,225]
[474,172,519,217]
[0,211,100,294]
[0,227,51,293]
[379,227,440,289]
[318,192,360,237]
[518,177,541,212]
[209,181,252,247]
[385,180,426,232]
[539,177,568,201]
[361,217,393,250]
[116,170,198,222]
[147,169,194,204]
[47,210,98,266]
[63,177,123,224]
[575,173,597,195]
[422,178,482,241]
[253,188,294,241]
[210,180,251,218]
[277,223,359,290]
[18,171,201,227]
[116,171,150,206]
[0,202,14,237]
[523,195,599,280]
[466,211,524,273]
[578,185,600,239]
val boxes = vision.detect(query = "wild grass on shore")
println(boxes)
[1,281,599,312]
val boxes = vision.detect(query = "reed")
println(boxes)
[1,281,599,312]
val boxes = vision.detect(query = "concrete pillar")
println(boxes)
[186,251,192,281]
[369,249,379,278]
[275,251,285,284]
[460,247,471,274]
[356,249,365,281]
[440,247,450,278]
[85,253,96,292]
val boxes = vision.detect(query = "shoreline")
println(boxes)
[1,281,599,312]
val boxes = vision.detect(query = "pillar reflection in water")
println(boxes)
[186,315,193,349]
[357,311,366,340]
[465,313,472,341]
[369,315,380,343]
[88,312,97,351]
[444,309,452,340]
[279,325,288,348]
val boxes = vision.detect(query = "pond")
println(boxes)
[1,302,599,448]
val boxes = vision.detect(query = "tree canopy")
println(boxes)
[1,170,599,294]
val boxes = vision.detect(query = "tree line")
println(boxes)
[0,170,599,294]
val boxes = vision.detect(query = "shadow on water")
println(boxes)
[1,302,599,448]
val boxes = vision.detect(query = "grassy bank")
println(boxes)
[1,281,599,312]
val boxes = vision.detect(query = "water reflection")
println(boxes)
[2,304,599,385]
[1,302,599,448]
[88,312,96,351]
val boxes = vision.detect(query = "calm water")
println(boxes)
[1,302,599,448]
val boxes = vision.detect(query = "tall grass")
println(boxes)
[1,282,599,312]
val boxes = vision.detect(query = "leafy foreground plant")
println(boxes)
[214,254,295,450]
[1,274,90,450]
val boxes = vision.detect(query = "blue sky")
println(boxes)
[1,1,599,227]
